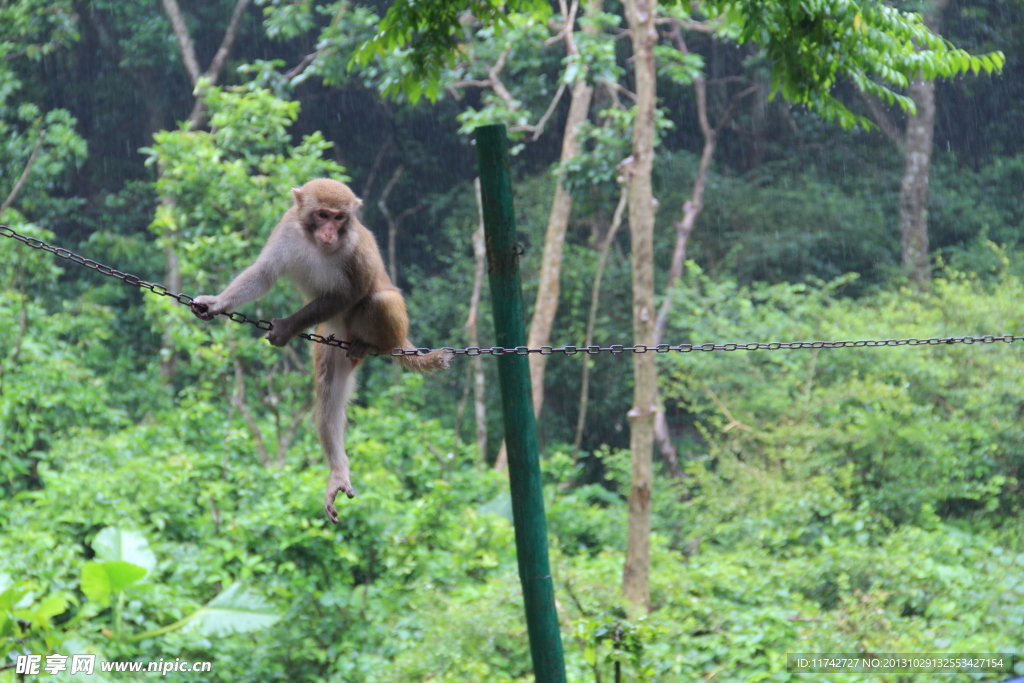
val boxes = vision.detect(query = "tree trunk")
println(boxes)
[158,0,252,383]
[899,0,947,286]
[621,0,658,615]
[649,39,757,477]
[469,178,489,463]
[526,0,602,419]
[379,165,405,284]
[572,189,627,456]
[159,224,182,381]
[899,77,936,286]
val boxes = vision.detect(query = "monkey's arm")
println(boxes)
[266,294,349,347]
[191,251,283,321]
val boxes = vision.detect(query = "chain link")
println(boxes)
[1,226,363,351]
[5,225,1024,359]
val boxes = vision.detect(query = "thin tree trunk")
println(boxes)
[527,79,593,415]
[900,77,936,285]
[0,133,44,219]
[469,178,489,463]
[526,0,601,419]
[379,165,405,284]
[649,73,711,479]
[158,0,252,383]
[572,189,627,456]
[161,0,253,127]
[899,0,947,287]
[159,222,183,382]
[230,359,270,467]
[650,35,758,476]
[622,0,658,615]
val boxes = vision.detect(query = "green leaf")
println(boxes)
[91,527,157,574]
[80,561,147,608]
[13,594,68,629]
[0,575,29,612]
[184,583,280,637]
[33,595,68,621]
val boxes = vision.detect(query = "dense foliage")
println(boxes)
[2,0,1024,680]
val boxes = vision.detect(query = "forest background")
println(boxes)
[2,0,1024,680]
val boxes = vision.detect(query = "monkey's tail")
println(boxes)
[394,343,453,372]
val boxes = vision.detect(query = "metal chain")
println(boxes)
[0,225,352,351]
[5,224,1024,358]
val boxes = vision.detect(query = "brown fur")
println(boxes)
[191,178,451,521]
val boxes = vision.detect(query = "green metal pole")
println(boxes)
[475,124,567,683]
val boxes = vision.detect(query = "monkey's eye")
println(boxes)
[318,211,329,219]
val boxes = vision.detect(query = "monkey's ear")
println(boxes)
[291,188,304,205]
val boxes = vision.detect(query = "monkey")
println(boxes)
[189,178,452,523]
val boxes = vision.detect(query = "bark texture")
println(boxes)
[621,0,658,614]
[899,0,948,286]
[900,76,936,286]
[527,78,593,417]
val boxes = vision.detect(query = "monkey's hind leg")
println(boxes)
[345,288,410,357]
[314,338,359,524]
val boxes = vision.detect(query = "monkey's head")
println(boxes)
[293,179,362,250]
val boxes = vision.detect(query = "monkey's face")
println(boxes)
[310,208,349,250]
[293,179,362,252]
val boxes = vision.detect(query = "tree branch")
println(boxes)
[858,90,905,151]
[512,81,568,140]
[544,0,581,48]
[601,78,637,103]
[160,0,202,85]
[0,132,45,219]
[450,78,493,89]
[284,50,321,81]
[2,48,28,61]
[486,49,520,110]
[655,15,722,33]
[360,138,392,199]
[204,0,253,86]
[715,84,759,131]
[378,165,404,283]
[162,0,253,129]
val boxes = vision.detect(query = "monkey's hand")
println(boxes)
[266,317,297,347]
[324,469,355,523]
[190,295,227,321]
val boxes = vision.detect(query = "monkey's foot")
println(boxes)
[324,469,356,524]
